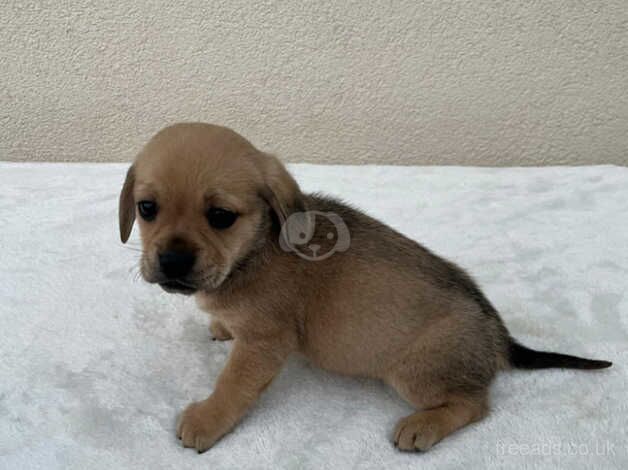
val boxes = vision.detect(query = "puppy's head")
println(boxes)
[119,122,303,295]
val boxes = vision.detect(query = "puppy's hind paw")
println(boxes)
[393,413,441,452]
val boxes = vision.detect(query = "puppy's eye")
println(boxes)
[207,207,238,229]
[137,200,158,221]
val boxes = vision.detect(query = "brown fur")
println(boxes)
[119,122,609,454]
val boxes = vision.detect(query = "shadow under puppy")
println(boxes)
[119,122,611,453]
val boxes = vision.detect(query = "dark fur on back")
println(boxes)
[304,194,611,372]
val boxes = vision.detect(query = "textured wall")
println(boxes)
[2,1,627,165]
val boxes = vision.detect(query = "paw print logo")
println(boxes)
[279,211,350,261]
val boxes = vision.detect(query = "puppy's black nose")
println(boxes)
[158,250,196,279]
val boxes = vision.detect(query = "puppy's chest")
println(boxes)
[196,294,245,324]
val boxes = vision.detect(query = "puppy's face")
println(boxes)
[119,123,302,295]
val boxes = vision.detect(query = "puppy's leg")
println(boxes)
[393,394,487,451]
[177,339,288,453]
[209,318,233,341]
[387,320,495,451]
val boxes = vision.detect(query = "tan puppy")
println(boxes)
[119,123,611,453]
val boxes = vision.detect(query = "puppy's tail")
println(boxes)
[508,339,612,370]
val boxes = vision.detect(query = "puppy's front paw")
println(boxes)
[209,320,233,341]
[176,400,231,453]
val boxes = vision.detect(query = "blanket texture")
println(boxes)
[0,163,626,469]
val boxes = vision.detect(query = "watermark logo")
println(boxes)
[495,438,616,457]
[279,211,350,261]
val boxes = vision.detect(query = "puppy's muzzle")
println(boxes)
[159,250,195,278]
[158,250,197,294]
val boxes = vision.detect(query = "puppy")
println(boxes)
[119,123,611,453]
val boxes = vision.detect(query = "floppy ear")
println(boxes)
[118,165,136,243]
[257,153,305,225]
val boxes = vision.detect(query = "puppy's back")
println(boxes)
[293,195,510,377]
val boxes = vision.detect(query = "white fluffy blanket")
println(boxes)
[0,163,626,469]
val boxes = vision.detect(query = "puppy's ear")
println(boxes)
[118,165,136,243]
[257,153,305,225]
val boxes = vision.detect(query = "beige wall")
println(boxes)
[2,1,627,166]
